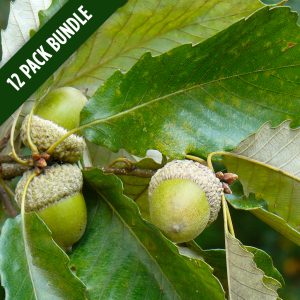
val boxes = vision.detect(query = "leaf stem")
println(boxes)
[46,123,89,155]
[222,193,228,235]
[185,154,207,165]
[10,109,31,166]
[47,119,110,155]
[26,108,39,155]
[224,194,235,237]
[21,173,37,217]
[207,151,230,170]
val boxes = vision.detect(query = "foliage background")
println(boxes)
[1,0,300,299]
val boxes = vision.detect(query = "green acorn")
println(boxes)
[148,160,223,243]
[15,164,87,249]
[20,87,87,163]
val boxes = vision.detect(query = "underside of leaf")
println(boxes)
[225,232,279,300]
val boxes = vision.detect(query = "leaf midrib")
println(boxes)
[82,62,300,129]
[98,189,182,299]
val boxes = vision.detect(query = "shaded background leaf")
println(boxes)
[49,0,264,96]
[70,169,225,299]
[0,0,51,67]
[0,214,86,300]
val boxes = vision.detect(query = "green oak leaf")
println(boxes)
[81,7,300,159]
[225,232,280,299]
[0,214,86,300]
[49,0,264,95]
[178,243,228,293]
[264,0,300,22]
[287,0,300,18]
[70,169,225,299]
[223,121,300,245]
[246,246,284,290]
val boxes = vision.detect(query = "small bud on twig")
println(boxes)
[215,172,224,181]
[222,182,232,194]
[223,173,238,185]
[41,153,51,161]
[215,171,238,186]
[36,158,47,169]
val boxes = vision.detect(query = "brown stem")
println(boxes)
[0,154,33,164]
[0,155,15,163]
[0,182,18,217]
[0,162,157,180]
[0,131,10,152]
[102,166,156,178]
[0,163,31,179]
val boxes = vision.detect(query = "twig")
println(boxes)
[0,155,15,163]
[0,131,11,152]
[0,163,31,179]
[102,166,156,178]
[0,154,32,164]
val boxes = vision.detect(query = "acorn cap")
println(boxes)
[148,160,223,224]
[21,115,86,163]
[15,164,83,212]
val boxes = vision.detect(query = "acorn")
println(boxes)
[148,160,223,243]
[15,164,87,249]
[20,87,87,163]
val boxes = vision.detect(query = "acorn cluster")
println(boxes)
[15,87,88,249]
[15,86,236,249]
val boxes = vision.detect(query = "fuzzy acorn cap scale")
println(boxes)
[21,115,85,163]
[15,164,83,211]
[148,160,223,224]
